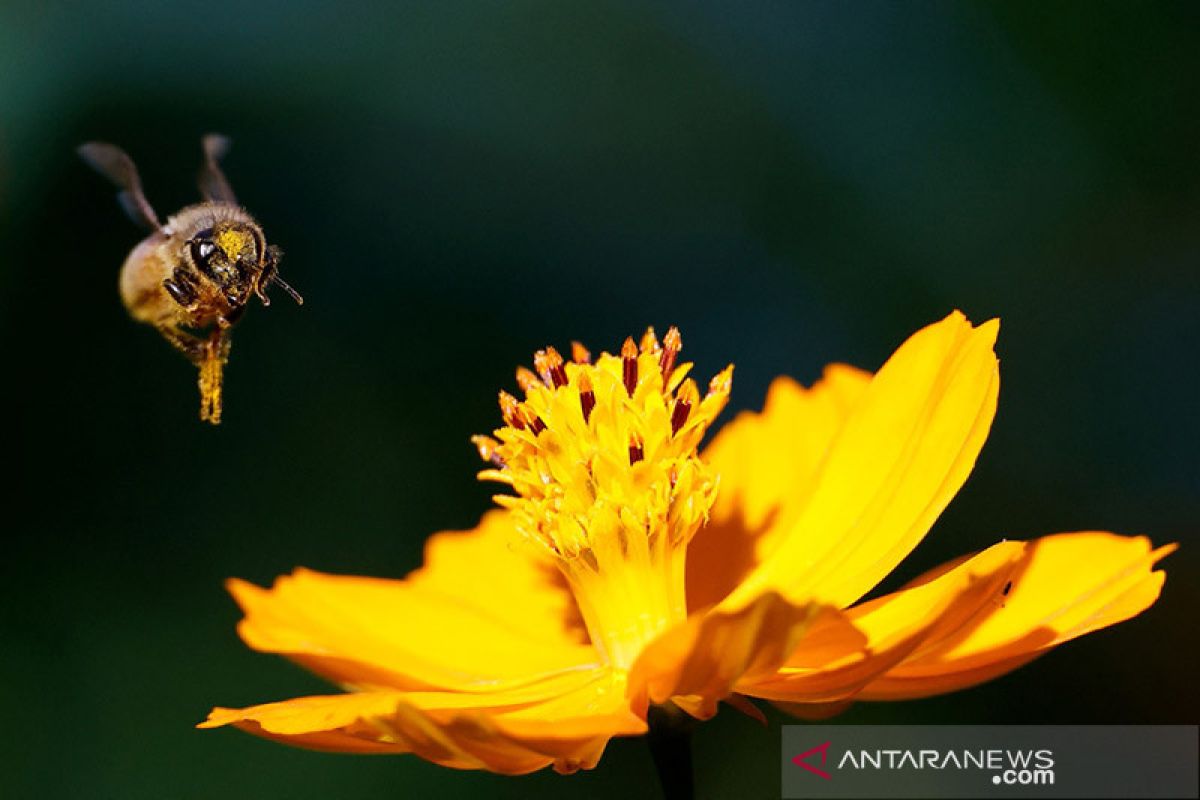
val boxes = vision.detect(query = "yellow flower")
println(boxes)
[200,312,1173,774]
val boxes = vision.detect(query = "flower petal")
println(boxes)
[201,667,646,775]
[855,532,1174,700]
[201,692,416,753]
[726,311,1000,609]
[688,365,872,610]
[738,542,1023,705]
[628,592,831,719]
[230,510,596,692]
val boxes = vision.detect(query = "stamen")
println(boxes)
[471,435,504,467]
[660,326,681,383]
[622,337,638,396]
[578,372,596,422]
[515,367,541,394]
[669,400,690,436]
[708,367,733,397]
[534,346,568,388]
[525,408,547,435]
[499,391,525,429]
[639,326,660,354]
[671,378,699,436]
[476,329,734,669]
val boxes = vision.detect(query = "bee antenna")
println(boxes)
[270,274,304,306]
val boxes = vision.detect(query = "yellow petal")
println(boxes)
[230,510,596,692]
[725,311,1000,610]
[739,542,1023,704]
[627,592,830,719]
[688,365,872,610]
[200,667,645,775]
[856,532,1174,700]
[201,692,415,752]
[704,365,874,538]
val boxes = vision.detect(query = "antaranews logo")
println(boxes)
[791,741,832,780]
[780,725,1198,799]
[791,742,1055,786]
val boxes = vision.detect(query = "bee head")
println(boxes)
[187,221,265,308]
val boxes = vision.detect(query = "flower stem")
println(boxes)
[647,704,695,800]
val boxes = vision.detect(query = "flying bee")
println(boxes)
[78,134,302,425]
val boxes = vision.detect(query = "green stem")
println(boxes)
[646,704,696,800]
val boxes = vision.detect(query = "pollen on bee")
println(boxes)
[198,337,226,425]
[215,227,252,259]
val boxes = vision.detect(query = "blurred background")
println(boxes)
[2,1,1197,798]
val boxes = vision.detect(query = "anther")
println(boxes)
[670,401,690,436]
[671,379,699,436]
[660,326,681,383]
[499,391,525,429]
[534,346,568,388]
[515,367,541,394]
[639,326,660,354]
[578,372,596,422]
[708,367,733,397]
[571,341,592,364]
[628,434,644,465]
[524,408,547,435]
[622,336,639,396]
[471,435,505,467]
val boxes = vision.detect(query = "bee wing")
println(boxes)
[198,134,238,205]
[77,142,162,231]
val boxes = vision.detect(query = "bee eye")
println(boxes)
[190,237,217,270]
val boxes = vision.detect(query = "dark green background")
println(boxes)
[2,2,1197,798]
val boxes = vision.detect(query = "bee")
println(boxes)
[78,134,302,425]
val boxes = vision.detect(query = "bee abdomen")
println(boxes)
[119,233,175,324]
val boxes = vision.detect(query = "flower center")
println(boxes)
[474,328,733,669]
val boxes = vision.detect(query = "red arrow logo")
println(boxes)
[791,741,832,780]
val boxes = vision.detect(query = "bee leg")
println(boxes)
[197,329,231,425]
[155,325,231,425]
[155,324,210,364]
[163,272,199,309]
